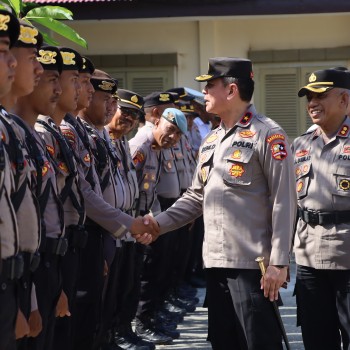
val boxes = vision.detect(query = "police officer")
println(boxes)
[0,19,43,346]
[13,45,64,348]
[293,69,350,350]
[151,57,297,350]
[106,89,155,350]
[0,9,21,350]
[130,107,187,345]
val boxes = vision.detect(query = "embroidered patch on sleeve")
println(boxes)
[271,142,287,160]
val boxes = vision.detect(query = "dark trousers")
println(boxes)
[0,275,17,350]
[206,268,283,350]
[74,223,104,350]
[295,264,350,350]
[53,247,82,350]
[27,254,62,350]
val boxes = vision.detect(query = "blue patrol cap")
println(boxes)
[161,107,187,134]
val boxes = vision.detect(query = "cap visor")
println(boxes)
[298,85,332,97]
[195,74,214,82]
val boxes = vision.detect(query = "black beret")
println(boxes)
[0,10,20,48]
[195,57,253,82]
[80,56,95,74]
[143,91,175,108]
[13,20,43,50]
[58,47,83,71]
[298,69,350,97]
[91,77,117,95]
[37,45,63,74]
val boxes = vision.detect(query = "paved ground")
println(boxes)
[159,262,304,350]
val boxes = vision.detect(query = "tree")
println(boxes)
[0,0,88,48]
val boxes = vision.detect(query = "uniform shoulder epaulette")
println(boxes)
[256,113,282,129]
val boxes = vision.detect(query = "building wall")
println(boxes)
[56,13,350,90]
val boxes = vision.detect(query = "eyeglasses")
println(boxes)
[119,106,141,120]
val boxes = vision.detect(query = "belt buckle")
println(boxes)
[305,210,319,225]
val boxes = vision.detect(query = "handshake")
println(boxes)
[130,214,160,245]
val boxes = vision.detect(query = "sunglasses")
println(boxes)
[119,106,141,120]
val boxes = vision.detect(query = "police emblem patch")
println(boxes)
[229,163,245,178]
[271,142,287,160]
[42,161,50,177]
[239,130,256,138]
[343,146,350,154]
[133,151,145,166]
[231,150,242,160]
[58,162,68,173]
[295,167,301,176]
[206,134,218,143]
[297,180,304,193]
[46,145,55,156]
[296,149,309,157]
[83,153,90,163]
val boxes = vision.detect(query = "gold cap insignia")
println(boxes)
[37,50,57,65]
[19,26,38,45]
[309,73,317,83]
[131,95,138,103]
[82,57,86,69]
[159,93,170,102]
[61,51,76,66]
[195,74,214,81]
[0,14,10,31]
[98,80,115,91]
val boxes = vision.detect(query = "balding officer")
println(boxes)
[0,9,21,350]
[150,57,297,350]
[293,69,350,350]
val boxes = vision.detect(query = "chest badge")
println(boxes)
[339,179,350,191]
[231,150,242,160]
[297,180,304,193]
[239,130,256,138]
[206,134,218,143]
[229,163,245,178]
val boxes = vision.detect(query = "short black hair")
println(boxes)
[223,77,254,102]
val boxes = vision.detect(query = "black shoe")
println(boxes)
[167,295,197,313]
[154,324,180,340]
[163,301,187,316]
[135,322,173,345]
[114,334,150,350]
[121,324,156,350]
[159,308,184,323]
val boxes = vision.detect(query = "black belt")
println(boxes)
[40,237,68,256]
[65,225,88,249]
[298,207,350,225]
[1,255,24,280]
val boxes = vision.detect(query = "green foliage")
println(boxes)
[0,0,88,48]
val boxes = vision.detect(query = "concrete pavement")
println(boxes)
[158,262,304,350]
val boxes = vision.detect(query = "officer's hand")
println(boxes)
[130,216,159,245]
[260,265,288,302]
[15,308,30,339]
[28,309,42,338]
[55,290,71,318]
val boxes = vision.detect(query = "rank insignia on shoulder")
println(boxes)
[239,112,252,125]
[338,125,350,137]
[339,179,350,191]
[229,163,245,178]
[266,133,285,144]
[239,130,256,138]
[206,134,218,143]
[271,142,287,160]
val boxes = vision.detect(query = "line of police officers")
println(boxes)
[0,9,207,350]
